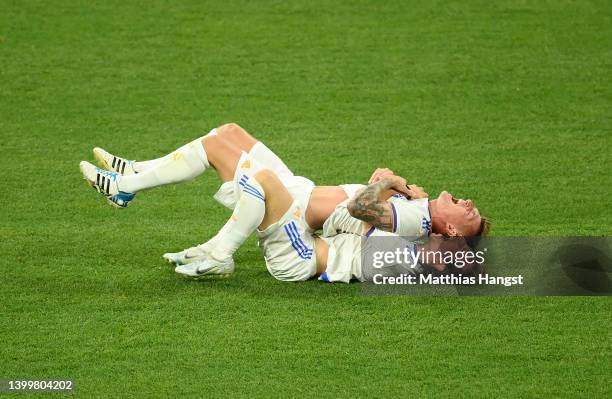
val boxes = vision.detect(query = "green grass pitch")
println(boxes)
[1,1,611,397]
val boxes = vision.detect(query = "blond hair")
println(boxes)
[465,216,491,250]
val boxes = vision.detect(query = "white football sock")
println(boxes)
[211,176,266,260]
[118,137,209,193]
[132,129,217,173]
[199,218,233,251]
[132,157,164,174]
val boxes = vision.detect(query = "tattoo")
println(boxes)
[347,178,395,232]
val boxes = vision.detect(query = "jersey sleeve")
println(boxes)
[389,197,431,238]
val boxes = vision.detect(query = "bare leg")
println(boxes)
[201,123,264,182]
[216,123,258,153]
[216,123,293,179]
[251,169,293,229]
[202,135,243,182]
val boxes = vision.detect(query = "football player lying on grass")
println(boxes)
[79,123,489,279]
[175,170,486,282]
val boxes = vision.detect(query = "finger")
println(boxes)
[370,168,383,177]
[369,173,383,184]
[370,169,393,184]
[395,185,412,197]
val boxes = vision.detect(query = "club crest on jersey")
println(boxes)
[240,160,251,169]
[421,217,431,233]
[293,208,302,220]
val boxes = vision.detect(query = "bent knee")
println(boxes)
[217,122,245,137]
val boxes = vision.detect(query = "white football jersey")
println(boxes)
[322,195,432,239]
[319,195,431,283]
[387,196,432,238]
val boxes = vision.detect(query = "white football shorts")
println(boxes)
[256,200,318,282]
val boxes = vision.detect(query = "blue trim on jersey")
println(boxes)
[365,226,376,237]
[283,221,313,260]
[390,202,398,233]
[320,272,330,283]
[421,217,432,234]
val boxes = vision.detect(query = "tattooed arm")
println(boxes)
[347,176,410,232]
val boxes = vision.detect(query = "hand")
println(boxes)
[406,184,428,199]
[368,168,394,184]
[384,175,412,197]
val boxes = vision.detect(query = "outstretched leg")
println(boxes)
[87,122,277,185]
[117,131,248,193]
[117,138,210,193]
[80,129,247,206]
[94,123,257,176]
[79,134,213,207]
[80,122,297,212]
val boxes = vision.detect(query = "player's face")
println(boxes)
[435,191,481,236]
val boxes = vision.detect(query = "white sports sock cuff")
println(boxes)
[239,176,265,202]
[248,142,291,177]
[249,141,264,155]
[213,181,237,209]
[205,128,217,137]
[190,137,210,168]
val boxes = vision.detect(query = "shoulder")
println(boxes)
[389,198,431,237]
